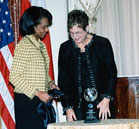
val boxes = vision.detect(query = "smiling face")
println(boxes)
[33,17,49,40]
[69,25,88,45]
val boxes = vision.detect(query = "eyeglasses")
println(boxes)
[69,31,84,37]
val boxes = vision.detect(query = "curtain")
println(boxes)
[68,0,139,76]
[96,0,139,76]
[67,0,103,33]
[9,0,21,45]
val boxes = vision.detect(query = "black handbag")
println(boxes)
[37,101,56,128]
[37,89,64,128]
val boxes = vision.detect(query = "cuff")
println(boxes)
[63,106,74,112]
[101,94,114,101]
[49,80,55,86]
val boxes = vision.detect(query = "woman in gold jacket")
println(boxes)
[10,6,58,129]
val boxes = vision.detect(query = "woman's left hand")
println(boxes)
[97,98,111,120]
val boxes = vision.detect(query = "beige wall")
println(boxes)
[46,0,68,122]
[46,0,68,83]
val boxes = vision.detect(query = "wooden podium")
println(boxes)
[116,77,139,118]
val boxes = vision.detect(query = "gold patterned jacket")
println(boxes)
[10,35,53,99]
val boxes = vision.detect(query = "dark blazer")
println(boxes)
[58,34,117,111]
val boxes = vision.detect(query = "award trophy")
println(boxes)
[84,88,100,123]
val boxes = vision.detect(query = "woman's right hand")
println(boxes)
[50,83,60,90]
[66,109,77,121]
[36,91,53,102]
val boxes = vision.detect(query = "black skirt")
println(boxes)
[14,93,45,129]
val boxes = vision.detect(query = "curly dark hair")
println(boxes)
[19,6,53,36]
[68,9,89,32]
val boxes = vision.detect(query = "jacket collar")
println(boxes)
[25,35,44,50]
[72,36,94,50]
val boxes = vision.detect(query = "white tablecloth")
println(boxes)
[47,119,139,129]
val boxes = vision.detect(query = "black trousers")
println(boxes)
[14,93,45,129]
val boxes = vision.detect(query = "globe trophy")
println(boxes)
[83,88,100,123]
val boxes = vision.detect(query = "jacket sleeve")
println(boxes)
[9,43,37,99]
[58,44,74,110]
[102,38,117,99]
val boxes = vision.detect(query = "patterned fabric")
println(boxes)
[58,34,117,114]
[0,0,15,128]
[10,35,53,99]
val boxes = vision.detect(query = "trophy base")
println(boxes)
[84,119,100,123]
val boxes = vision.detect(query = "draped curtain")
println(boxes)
[96,0,139,76]
[68,0,139,76]
[9,0,21,45]
[67,0,103,33]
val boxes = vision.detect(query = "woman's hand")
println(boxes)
[50,83,60,90]
[97,98,111,120]
[36,91,53,102]
[66,109,77,121]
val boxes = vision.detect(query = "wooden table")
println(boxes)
[48,119,139,129]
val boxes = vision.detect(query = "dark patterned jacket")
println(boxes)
[58,34,117,112]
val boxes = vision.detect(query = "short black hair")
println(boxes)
[19,6,53,36]
[68,9,89,32]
